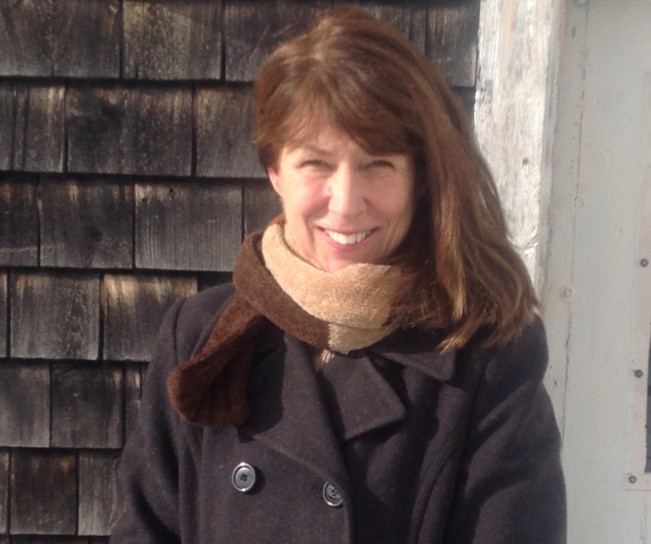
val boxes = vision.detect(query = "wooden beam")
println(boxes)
[474,0,562,288]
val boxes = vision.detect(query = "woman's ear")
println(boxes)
[267,167,283,197]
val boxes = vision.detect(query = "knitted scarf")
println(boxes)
[167,216,400,426]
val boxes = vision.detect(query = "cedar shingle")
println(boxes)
[40,177,133,269]
[23,85,66,172]
[135,181,242,271]
[102,274,197,361]
[10,450,77,534]
[243,179,282,236]
[125,364,144,440]
[0,272,5,357]
[196,86,263,178]
[78,450,124,536]
[0,176,38,266]
[123,1,223,80]
[66,85,192,176]
[224,0,327,82]
[50,362,123,449]
[0,362,49,448]
[426,2,479,88]
[0,450,7,533]
[333,2,427,51]
[0,0,120,78]
[0,83,27,171]
[10,271,100,360]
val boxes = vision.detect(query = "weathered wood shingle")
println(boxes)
[135,181,243,270]
[78,451,124,536]
[102,274,197,361]
[10,450,77,534]
[0,176,38,266]
[243,179,282,236]
[0,271,5,357]
[0,0,120,78]
[0,362,50,448]
[10,272,100,360]
[0,450,7,533]
[66,85,193,176]
[51,363,123,449]
[123,1,224,80]
[40,177,134,269]
[196,86,263,178]
[0,83,65,172]
[426,3,479,88]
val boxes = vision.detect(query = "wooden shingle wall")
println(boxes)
[0,1,479,541]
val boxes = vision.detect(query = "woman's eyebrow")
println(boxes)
[288,142,333,156]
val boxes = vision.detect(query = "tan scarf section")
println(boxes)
[167,216,400,426]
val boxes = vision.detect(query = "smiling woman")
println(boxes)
[110,7,566,544]
[267,125,415,272]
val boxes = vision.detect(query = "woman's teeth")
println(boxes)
[325,229,371,245]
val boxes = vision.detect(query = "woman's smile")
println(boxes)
[267,124,415,272]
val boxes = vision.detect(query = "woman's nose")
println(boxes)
[327,165,366,216]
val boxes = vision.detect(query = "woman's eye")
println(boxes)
[301,159,329,169]
[367,159,394,169]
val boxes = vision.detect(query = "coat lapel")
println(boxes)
[239,331,350,490]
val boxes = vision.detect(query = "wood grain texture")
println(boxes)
[10,450,77,535]
[40,177,133,269]
[243,179,282,236]
[333,1,426,51]
[135,181,242,271]
[10,271,100,360]
[196,86,264,178]
[0,362,50,448]
[23,84,65,172]
[78,450,124,536]
[50,362,123,448]
[0,272,5,357]
[0,83,27,171]
[224,0,327,82]
[0,450,7,533]
[0,176,38,266]
[124,0,223,80]
[66,85,192,176]
[0,0,120,78]
[125,364,144,440]
[102,274,197,361]
[426,1,479,87]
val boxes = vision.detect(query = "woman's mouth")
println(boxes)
[324,229,372,245]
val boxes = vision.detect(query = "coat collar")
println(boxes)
[238,327,456,480]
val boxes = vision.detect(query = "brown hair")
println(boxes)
[255,7,537,350]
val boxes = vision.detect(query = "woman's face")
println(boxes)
[268,124,415,272]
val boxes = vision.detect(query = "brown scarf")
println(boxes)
[167,217,400,426]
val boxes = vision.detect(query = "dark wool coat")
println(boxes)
[110,284,566,544]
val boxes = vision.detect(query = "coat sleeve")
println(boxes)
[444,316,566,544]
[110,298,190,544]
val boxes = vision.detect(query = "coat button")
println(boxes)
[231,462,256,493]
[323,482,343,508]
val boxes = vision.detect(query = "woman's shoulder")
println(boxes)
[166,282,237,363]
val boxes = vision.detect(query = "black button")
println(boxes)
[323,482,343,507]
[231,462,256,493]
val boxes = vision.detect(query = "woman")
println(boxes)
[111,7,565,544]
